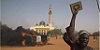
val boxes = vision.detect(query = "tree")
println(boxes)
[47,29,63,37]
[92,31,99,36]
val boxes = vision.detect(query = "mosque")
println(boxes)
[30,5,55,35]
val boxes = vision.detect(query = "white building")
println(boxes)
[30,5,54,35]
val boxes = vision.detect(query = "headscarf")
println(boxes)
[78,30,89,36]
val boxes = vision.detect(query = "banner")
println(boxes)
[36,36,41,42]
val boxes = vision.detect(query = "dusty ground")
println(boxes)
[1,36,99,50]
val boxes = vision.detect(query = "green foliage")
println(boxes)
[47,29,63,37]
[92,31,99,36]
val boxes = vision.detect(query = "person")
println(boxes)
[56,36,58,39]
[63,11,94,50]
[93,35,96,42]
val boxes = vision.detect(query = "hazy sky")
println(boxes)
[0,0,1,21]
[1,0,99,33]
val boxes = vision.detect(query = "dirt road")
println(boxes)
[1,36,99,50]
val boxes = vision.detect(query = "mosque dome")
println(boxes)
[35,23,38,26]
[39,21,45,26]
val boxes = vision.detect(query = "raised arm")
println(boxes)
[70,11,78,27]
[64,11,78,44]
[63,32,73,47]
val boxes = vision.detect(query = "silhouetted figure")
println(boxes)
[93,35,96,42]
[56,36,58,39]
[63,11,94,50]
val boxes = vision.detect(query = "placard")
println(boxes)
[70,1,82,13]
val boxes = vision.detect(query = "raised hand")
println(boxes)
[73,10,78,16]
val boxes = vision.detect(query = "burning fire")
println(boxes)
[21,32,26,37]
[22,39,26,46]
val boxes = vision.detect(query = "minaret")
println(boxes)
[49,5,52,30]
